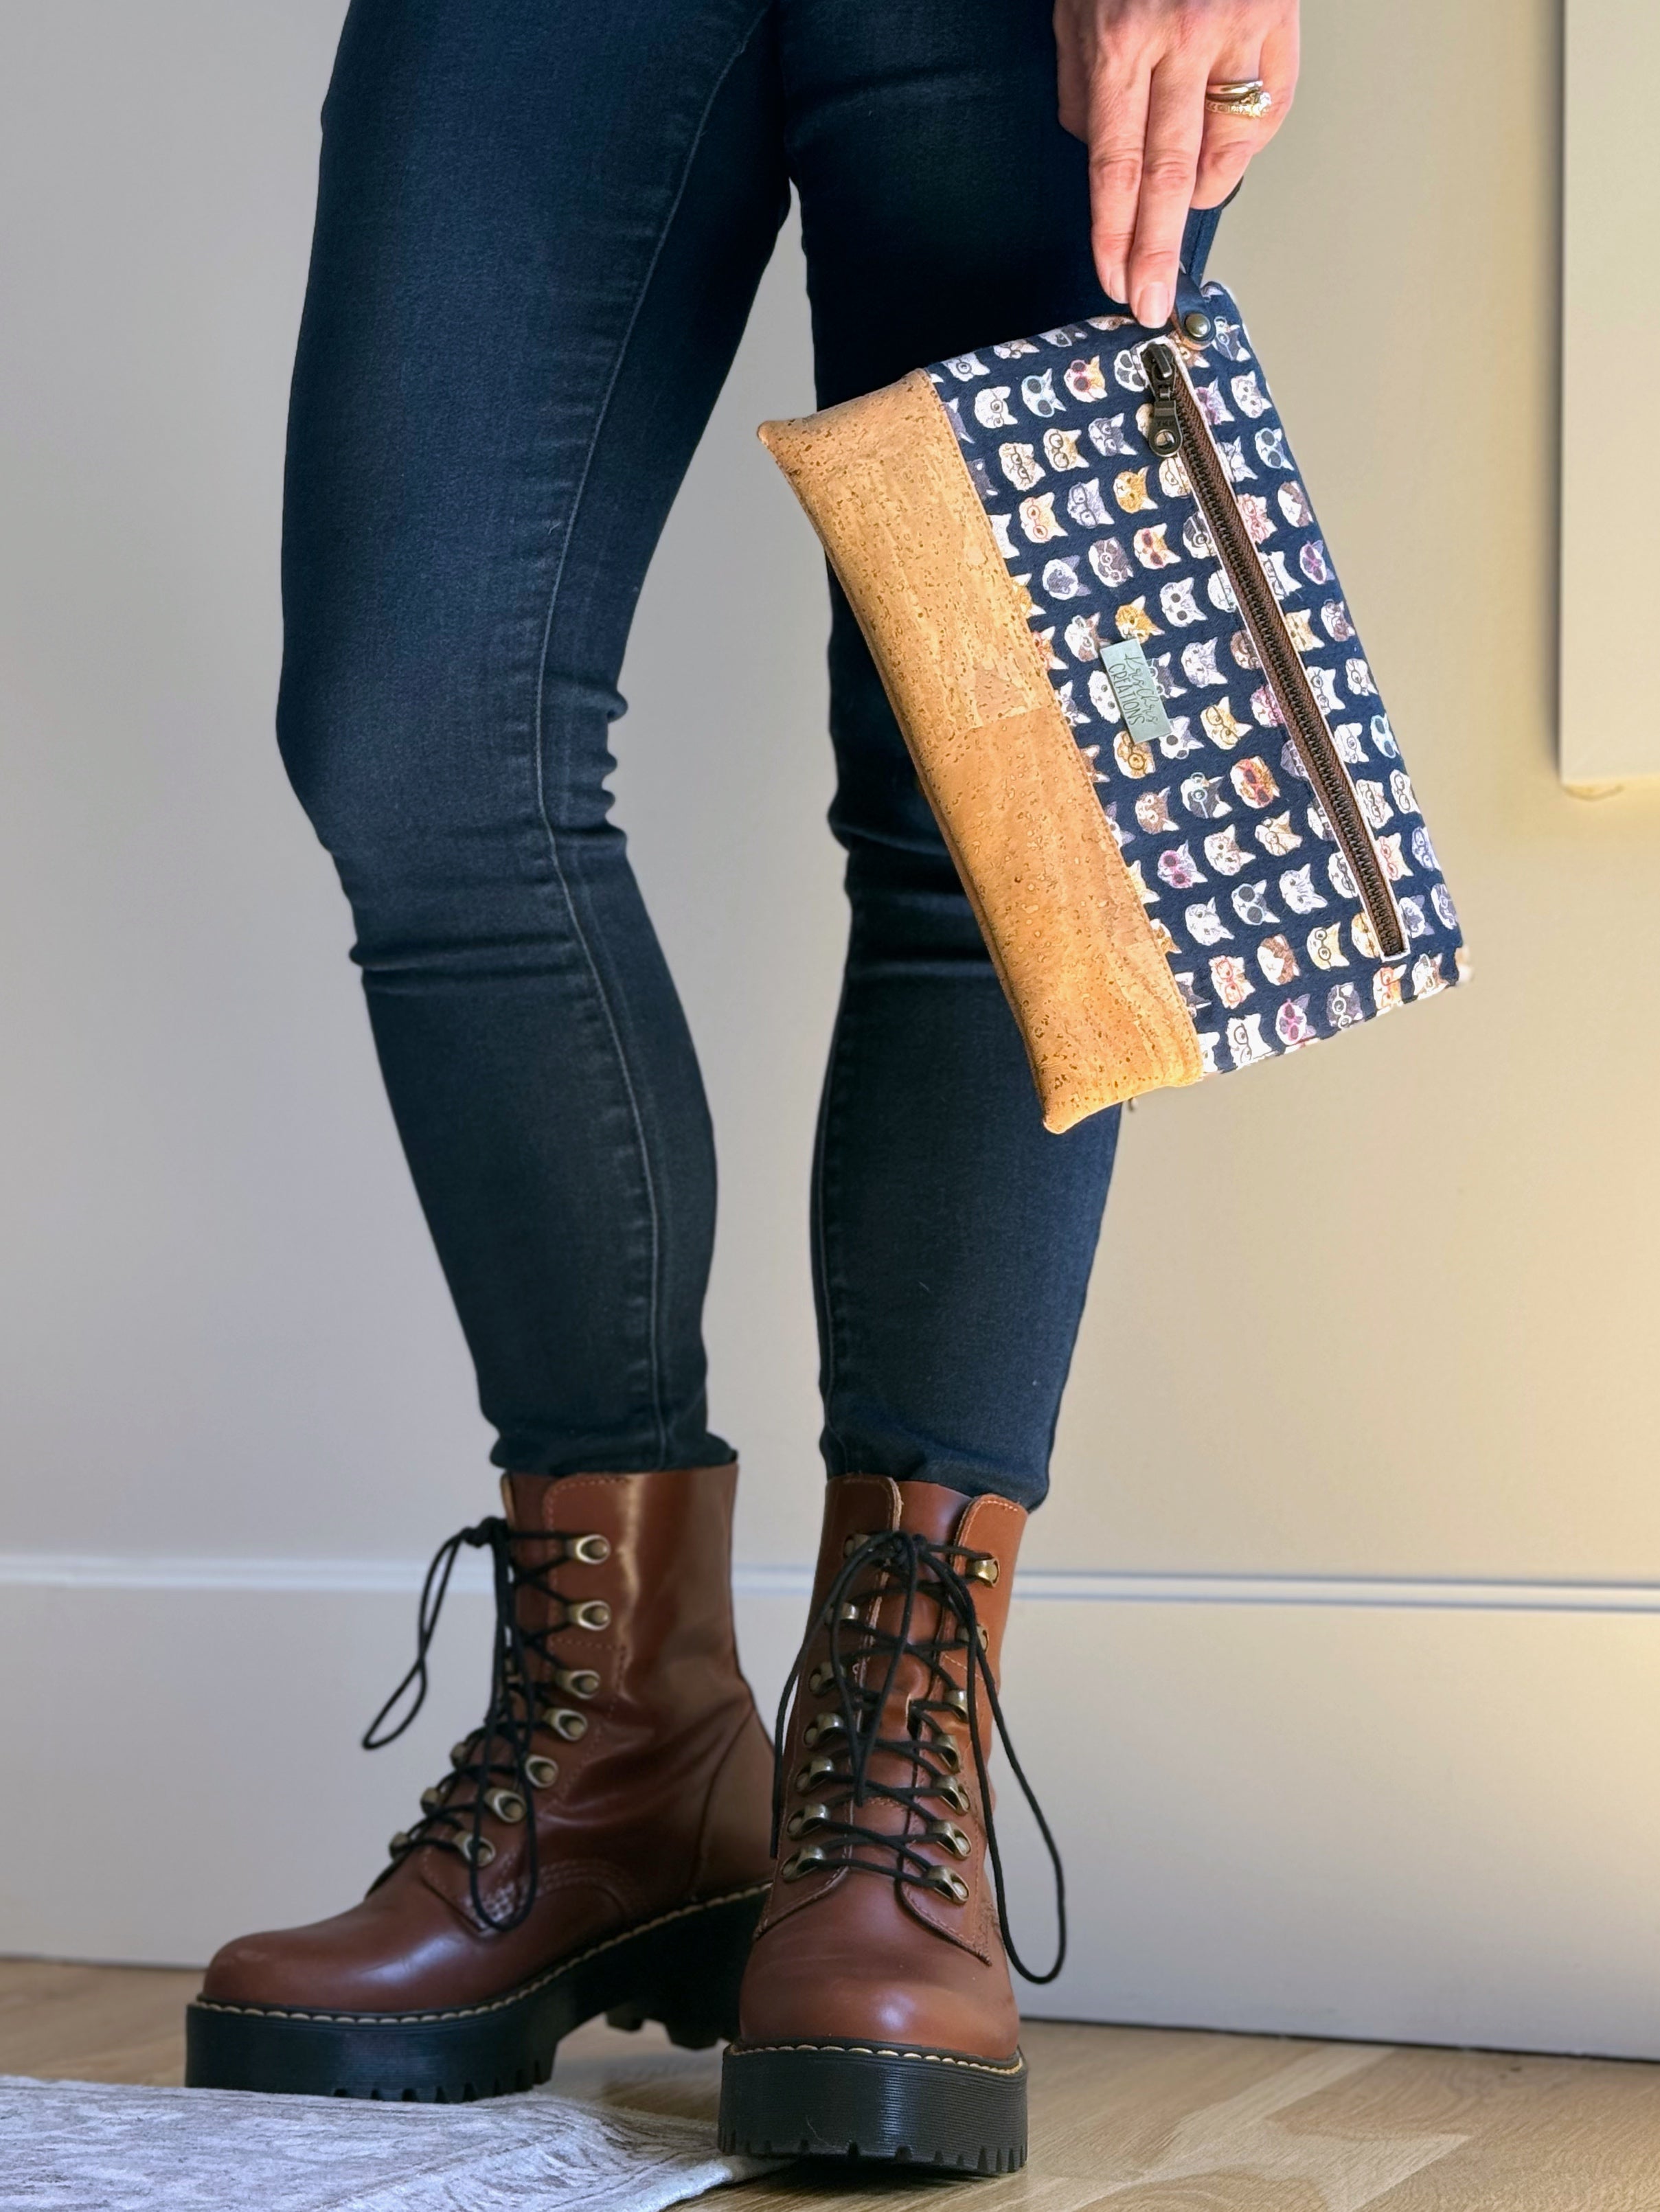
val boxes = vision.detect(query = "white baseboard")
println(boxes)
[10,1551,1660,1609]
[3,1558,1658,2059]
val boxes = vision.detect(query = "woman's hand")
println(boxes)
[1054,0,1299,328]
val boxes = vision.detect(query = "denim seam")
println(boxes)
[527,4,772,1466]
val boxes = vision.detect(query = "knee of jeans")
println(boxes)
[275,641,432,850]
[274,671,530,973]
[277,653,619,891]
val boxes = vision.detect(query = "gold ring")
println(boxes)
[1205,78,1273,119]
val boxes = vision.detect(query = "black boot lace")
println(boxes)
[771,1527,1066,1984]
[359,1514,610,1934]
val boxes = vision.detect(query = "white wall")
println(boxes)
[3,0,1660,2058]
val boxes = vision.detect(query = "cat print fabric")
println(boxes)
[925,282,1466,1078]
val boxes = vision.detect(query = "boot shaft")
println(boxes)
[803,1475,1022,1744]
[499,1463,747,1730]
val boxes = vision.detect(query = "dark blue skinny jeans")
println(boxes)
[277,0,1131,1509]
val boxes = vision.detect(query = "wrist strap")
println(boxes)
[1174,179,1240,323]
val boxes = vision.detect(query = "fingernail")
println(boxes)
[1138,282,1172,330]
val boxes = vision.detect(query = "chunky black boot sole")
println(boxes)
[718,2037,1027,2172]
[185,1884,766,2101]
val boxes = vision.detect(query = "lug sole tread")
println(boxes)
[719,2036,1027,2174]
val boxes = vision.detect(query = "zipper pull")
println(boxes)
[1144,342,1182,458]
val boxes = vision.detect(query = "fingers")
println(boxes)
[1067,3,1304,323]
[1191,44,1263,211]
[1083,50,1155,307]
[1122,54,1206,328]
[1194,24,1296,206]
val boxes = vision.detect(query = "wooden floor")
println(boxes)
[5,1959,1660,2209]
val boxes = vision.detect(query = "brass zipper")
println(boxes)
[1142,340,1405,964]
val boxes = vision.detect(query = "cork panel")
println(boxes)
[759,369,1202,1130]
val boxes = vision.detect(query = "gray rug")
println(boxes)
[0,2074,775,2212]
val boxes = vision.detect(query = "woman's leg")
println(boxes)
[190,0,788,2103]
[723,4,1133,2168]
[278,0,788,1474]
[786,0,1124,1512]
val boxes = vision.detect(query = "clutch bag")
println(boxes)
[760,275,1466,1132]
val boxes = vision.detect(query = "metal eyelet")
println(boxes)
[786,1801,834,1839]
[388,1829,411,1855]
[808,1661,835,1695]
[554,1665,601,1700]
[930,1820,972,1860]
[486,1788,527,1825]
[935,1777,970,1814]
[420,1785,445,1812]
[524,1754,559,1790]
[841,1533,869,1559]
[781,1845,832,1882]
[942,1684,970,1717]
[976,1623,990,1650]
[569,1533,611,1565]
[542,1706,589,1741]
[450,1739,475,1768]
[457,1833,497,1868]
[964,1554,999,1586]
[567,1599,611,1632]
[795,1754,839,1793]
[802,1712,846,1748]
[925,1867,969,1904]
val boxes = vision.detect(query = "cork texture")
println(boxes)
[758,369,1203,1130]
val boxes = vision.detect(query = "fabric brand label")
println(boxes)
[1099,639,1173,753]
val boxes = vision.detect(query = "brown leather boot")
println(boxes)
[187,1463,773,2100]
[718,1474,1060,2174]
